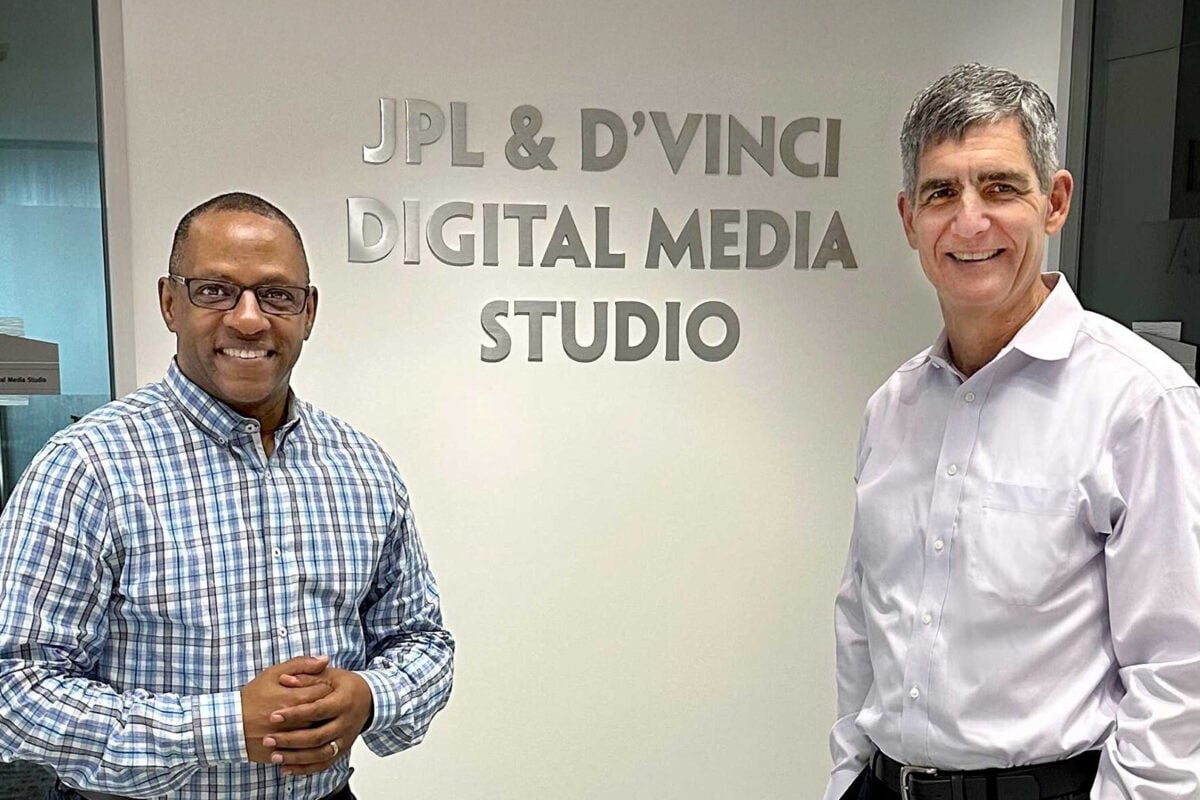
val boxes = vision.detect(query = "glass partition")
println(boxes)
[1075,0,1200,352]
[0,1,111,502]
[0,1,111,795]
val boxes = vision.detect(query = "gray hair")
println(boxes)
[900,63,1058,199]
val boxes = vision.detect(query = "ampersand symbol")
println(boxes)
[505,105,558,171]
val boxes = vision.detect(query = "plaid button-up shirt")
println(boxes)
[0,361,454,799]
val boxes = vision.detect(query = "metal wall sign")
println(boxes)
[347,100,858,363]
[0,334,60,396]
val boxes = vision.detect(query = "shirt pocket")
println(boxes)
[969,482,1084,606]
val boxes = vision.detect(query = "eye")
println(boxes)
[194,281,235,298]
[260,287,295,302]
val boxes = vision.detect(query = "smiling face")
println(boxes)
[159,209,317,426]
[898,117,1072,331]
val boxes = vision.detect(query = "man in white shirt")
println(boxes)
[825,63,1200,800]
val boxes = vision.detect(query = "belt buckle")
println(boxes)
[899,765,938,800]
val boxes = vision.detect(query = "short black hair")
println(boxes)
[168,192,309,279]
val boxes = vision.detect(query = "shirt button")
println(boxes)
[922,612,933,625]
[273,547,282,558]
[910,686,920,699]
[278,628,288,639]
[933,539,945,552]
[964,391,975,403]
[947,464,958,476]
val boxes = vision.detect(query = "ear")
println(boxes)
[158,276,178,332]
[303,286,319,340]
[1043,169,1073,235]
[897,191,918,249]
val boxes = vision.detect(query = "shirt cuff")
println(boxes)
[823,766,867,800]
[353,668,409,735]
[192,690,246,766]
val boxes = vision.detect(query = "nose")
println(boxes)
[949,190,991,238]
[224,288,270,336]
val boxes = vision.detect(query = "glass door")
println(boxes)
[0,1,112,795]
[1073,0,1200,365]
[0,0,112,505]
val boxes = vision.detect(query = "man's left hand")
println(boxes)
[262,668,374,776]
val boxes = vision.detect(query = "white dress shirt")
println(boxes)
[824,274,1200,800]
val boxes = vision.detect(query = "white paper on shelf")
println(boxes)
[1137,331,1197,379]
[0,319,27,406]
[1132,321,1183,341]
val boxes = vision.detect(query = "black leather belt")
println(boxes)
[871,750,1100,800]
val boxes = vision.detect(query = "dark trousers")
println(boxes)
[841,765,1094,800]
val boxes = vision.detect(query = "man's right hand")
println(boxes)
[241,655,333,763]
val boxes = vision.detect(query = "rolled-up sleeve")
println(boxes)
[824,420,876,800]
[354,487,454,755]
[0,442,243,798]
[1095,385,1200,798]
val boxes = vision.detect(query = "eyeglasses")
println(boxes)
[166,274,312,316]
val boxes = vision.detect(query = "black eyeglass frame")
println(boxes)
[165,274,313,316]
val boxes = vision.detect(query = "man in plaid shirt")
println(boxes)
[0,192,454,799]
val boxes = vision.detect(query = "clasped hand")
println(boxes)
[240,655,374,777]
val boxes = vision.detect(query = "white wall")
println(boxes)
[106,2,1066,797]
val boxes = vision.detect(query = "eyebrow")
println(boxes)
[190,276,306,288]
[917,171,1035,198]
[189,266,305,285]
[977,170,1033,187]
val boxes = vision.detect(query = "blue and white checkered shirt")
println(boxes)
[0,361,454,799]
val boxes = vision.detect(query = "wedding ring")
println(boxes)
[329,740,340,758]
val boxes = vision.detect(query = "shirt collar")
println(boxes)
[916,272,1083,373]
[1005,273,1084,362]
[163,359,302,445]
